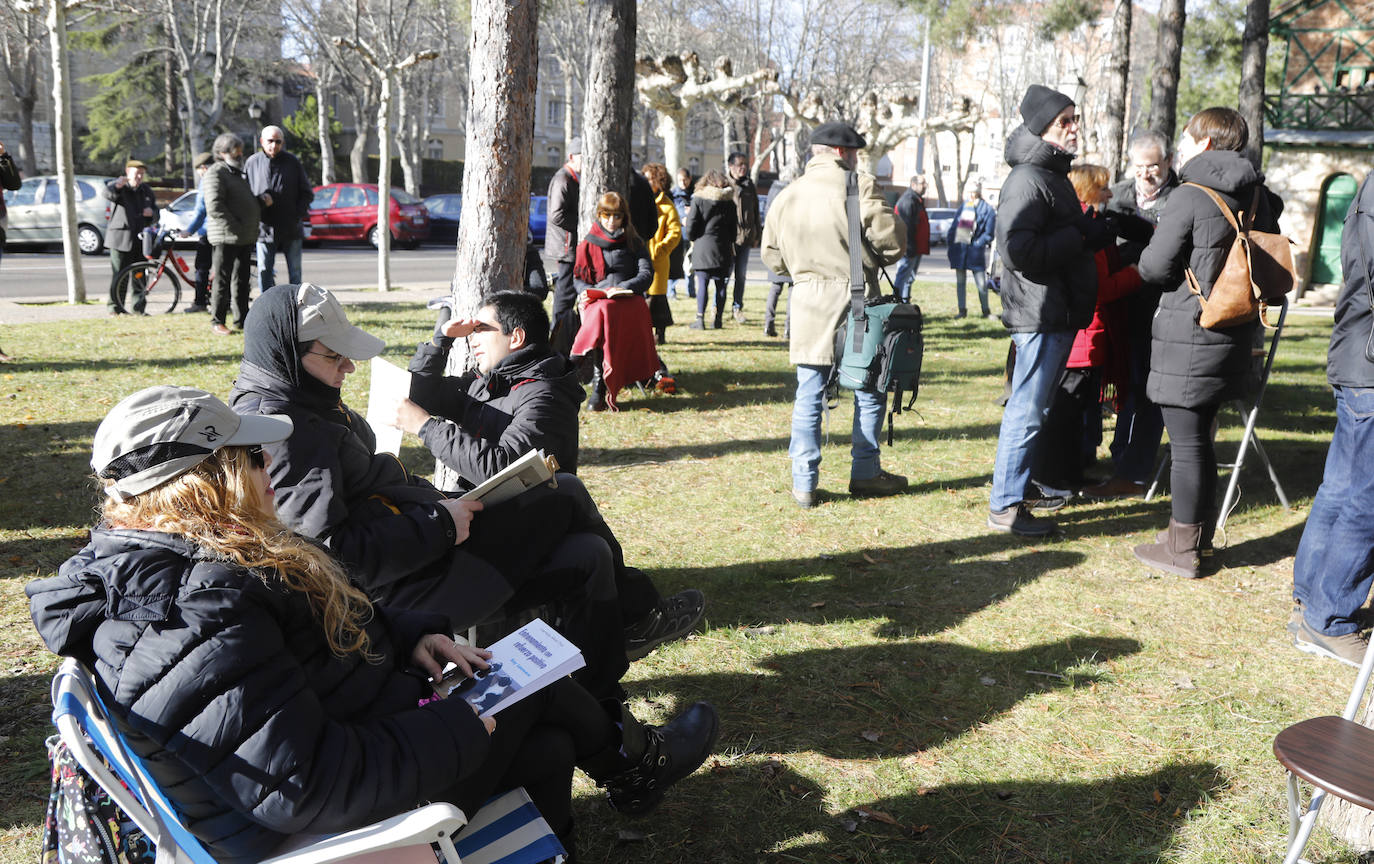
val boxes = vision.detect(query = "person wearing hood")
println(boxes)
[391,288,707,663]
[203,132,261,335]
[760,122,907,509]
[1131,107,1282,579]
[986,85,1106,537]
[683,170,737,329]
[28,385,719,863]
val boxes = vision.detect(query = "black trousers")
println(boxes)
[211,243,253,327]
[550,260,578,356]
[1160,402,1221,525]
[192,236,213,307]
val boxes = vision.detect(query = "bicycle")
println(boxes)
[112,228,191,314]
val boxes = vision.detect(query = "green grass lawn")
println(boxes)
[0,282,1360,863]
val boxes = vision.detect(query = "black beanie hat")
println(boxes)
[1019,85,1075,136]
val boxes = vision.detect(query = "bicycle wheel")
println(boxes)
[114,260,182,314]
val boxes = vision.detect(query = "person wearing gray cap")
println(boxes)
[986,84,1105,536]
[546,138,584,352]
[760,121,907,508]
[28,384,719,863]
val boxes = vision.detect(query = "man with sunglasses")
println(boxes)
[986,85,1107,536]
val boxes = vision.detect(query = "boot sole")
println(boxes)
[1132,543,1201,578]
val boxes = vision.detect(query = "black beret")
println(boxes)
[811,121,866,149]
[1019,85,1075,136]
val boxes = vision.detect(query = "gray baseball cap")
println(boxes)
[296,283,384,360]
[92,386,294,501]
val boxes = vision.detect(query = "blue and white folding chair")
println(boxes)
[51,658,564,864]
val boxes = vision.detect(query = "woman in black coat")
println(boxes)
[29,386,718,863]
[1131,107,1282,578]
[683,169,737,329]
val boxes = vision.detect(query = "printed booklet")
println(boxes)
[436,618,585,718]
[458,448,560,506]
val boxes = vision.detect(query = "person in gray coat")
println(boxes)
[203,133,260,334]
[1131,107,1282,578]
[103,159,159,315]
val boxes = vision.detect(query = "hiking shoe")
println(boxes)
[625,589,706,661]
[1294,619,1369,668]
[988,503,1055,537]
[732,307,746,324]
[182,304,208,314]
[689,315,705,330]
[654,374,677,394]
[1082,475,1145,500]
[849,470,908,498]
[792,488,816,509]
[1026,493,1069,513]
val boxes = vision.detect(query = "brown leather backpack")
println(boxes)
[1183,183,1296,329]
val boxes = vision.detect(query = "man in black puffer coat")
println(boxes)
[988,85,1104,537]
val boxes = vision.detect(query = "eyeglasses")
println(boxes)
[1054,114,1082,129]
[306,348,350,365]
[246,445,265,469]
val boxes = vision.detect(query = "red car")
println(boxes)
[307,183,430,248]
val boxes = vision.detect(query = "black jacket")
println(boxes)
[994,125,1097,333]
[1137,149,1282,408]
[545,164,579,262]
[245,149,312,243]
[102,179,159,253]
[408,341,583,488]
[732,174,761,247]
[1108,171,1179,265]
[27,528,488,864]
[572,226,653,296]
[0,152,20,244]
[684,184,737,272]
[1327,172,1374,388]
[629,170,659,242]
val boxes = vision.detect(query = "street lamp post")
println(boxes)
[177,103,191,191]
[248,100,264,146]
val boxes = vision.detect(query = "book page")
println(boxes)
[365,357,410,456]
[458,449,558,505]
[437,618,584,717]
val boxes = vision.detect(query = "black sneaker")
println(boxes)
[1026,493,1068,513]
[849,470,908,498]
[625,589,705,660]
[988,503,1056,537]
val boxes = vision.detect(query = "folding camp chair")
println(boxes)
[1272,635,1374,864]
[1144,297,1291,535]
[50,658,565,864]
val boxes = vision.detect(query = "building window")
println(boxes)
[546,100,564,127]
[547,145,562,165]
[688,156,700,174]
[426,138,444,160]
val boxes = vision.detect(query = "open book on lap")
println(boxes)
[435,618,585,718]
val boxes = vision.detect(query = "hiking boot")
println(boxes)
[1026,493,1068,513]
[988,503,1055,537]
[581,701,720,817]
[624,589,705,661]
[182,303,207,314]
[653,373,677,395]
[792,488,816,509]
[849,470,908,498]
[1294,619,1370,668]
[1082,475,1145,500]
[689,315,705,330]
[1133,519,1207,578]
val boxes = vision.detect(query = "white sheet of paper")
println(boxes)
[365,357,410,456]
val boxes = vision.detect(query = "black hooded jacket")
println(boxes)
[408,340,584,488]
[994,125,1098,333]
[228,285,459,591]
[1137,149,1282,408]
[27,528,487,864]
[1328,173,1374,389]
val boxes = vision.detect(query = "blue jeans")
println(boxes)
[990,330,1074,511]
[790,364,887,491]
[893,254,922,301]
[955,269,988,315]
[1293,386,1374,636]
[731,243,750,310]
[695,270,728,318]
[256,235,303,292]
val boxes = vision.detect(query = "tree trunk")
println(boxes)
[438,0,539,490]
[929,135,948,207]
[1319,697,1374,851]
[562,72,576,154]
[376,70,394,292]
[655,109,686,179]
[395,78,418,196]
[1238,0,1269,169]
[349,92,371,183]
[164,49,177,181]
[16,96,37,175]
[317,79,335,185]
[1103,0,1131,183]
[1149,0,1186,143]
[45,0,85,304]
[578,0,635,229]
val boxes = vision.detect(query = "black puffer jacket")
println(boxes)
[408,341,584,488]
[228,286,458,591]
[572,224,653,296]
[684,184,737,272]
[1327,173,1374,389]
[27,528,488,864]
[994,125,1097,333]
[1137,149,1282,408]
[545,164,579,263]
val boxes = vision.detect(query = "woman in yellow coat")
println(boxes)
[642,162,681,345]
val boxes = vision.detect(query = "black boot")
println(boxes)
[585,359,608,412]
[712,309,723,329]
[581,700,720,817]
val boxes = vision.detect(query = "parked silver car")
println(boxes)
[3,174,114,254]
[927,207,957,247]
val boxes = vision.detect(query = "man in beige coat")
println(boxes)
[761,122,906,508]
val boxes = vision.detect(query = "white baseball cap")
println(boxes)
[296,283,384,360]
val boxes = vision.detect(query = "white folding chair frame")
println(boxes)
[51,658,467,864]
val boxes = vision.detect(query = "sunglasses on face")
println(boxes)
[246,445,265,469]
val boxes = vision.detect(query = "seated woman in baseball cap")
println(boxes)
[27,385,718,863]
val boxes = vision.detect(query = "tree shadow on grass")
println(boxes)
[0,352,246,375]
[0,670,66,836]
[0,420,103,531]
[1218,520,1306,568]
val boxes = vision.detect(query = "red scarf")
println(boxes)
[573,221,624,285]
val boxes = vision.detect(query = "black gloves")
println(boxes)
[1105,211,1156,244]
[1078,210,1113,252]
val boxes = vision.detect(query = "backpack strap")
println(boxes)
[1181,182,1253,299]
[846,170,866,352]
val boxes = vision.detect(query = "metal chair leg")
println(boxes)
[1282,777,1326,864]
[1144,445,1169,502]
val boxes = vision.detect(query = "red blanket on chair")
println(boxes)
[571,298,660,410]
